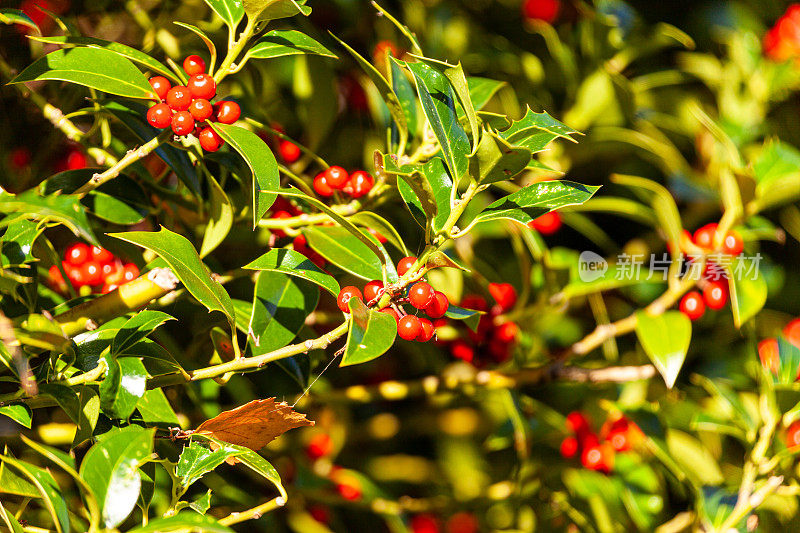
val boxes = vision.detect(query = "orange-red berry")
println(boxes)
[149,76,171,100]
[409,282,435,309]
[363,280,384,303]
[183,55,206,76]
[171,111,195,136]
[166,86,192,111]
[397,256,417,277]
[189,99,214,122]
[417,318,435,342]
[703,280,728,310]
[398,315,422,340]
[337,286,363,313]
[347,171,374,198]
[528,211,562,235]
[65,243,90,265]
[522,0,561,23]
[198,127,223,152]
[147,103,172,129]
[279,140,301,163]
[425,291,449,319]
[325,166,349,189]
[215,101,241,124]
[679,291,705,321]
[721,230,744,256]
[313,172,334,197]
[187,74,216,100]
[488,282,517,312]
[693,223,718,250]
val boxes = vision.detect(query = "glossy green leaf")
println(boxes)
[136,388,179,426]
[468,129,532,184]
[305,225,384,281]
[190,490,212,514]
[110,227,235,324]
[10,48,156,99]
[0,500,24,533]
[390,58,419,140]
[80,426,155,528]
[204,0,244,29]
[1,218,41,267]
[342,297,397,366]
[500,106,579,153]
[112,310,175,356]
[0,404,31,428]
[246,30,335,60]
[445,304,482,332]
[752,139,800,193]
[777,336,800,385]
[244,248,340,296]
[244,0,310,21]
[211,123,278,228]
[0,458,39,498]
[200,173,233,257]
[100,357,147,420]
[0,9,38,33]
[635,311,691,389]
[0,190,98,245]
[72,386,101,448]
[39,383,81,425]
[0,456,69,533]
[194,434,286,498]
[406,61,471,181]
[386,156,453,234]
[725,257,767,328]
[348,211,409,255]
[29,35,176,81]
[468,77,505,111]
[249,270,319,355]
[128,512,234,533]
[83,191,145,225]
[472,181,600,226]
[330,33,408,150]
[176,441,241,489]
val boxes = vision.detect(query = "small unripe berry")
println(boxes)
[215,101,241,124]
[183,55,206,76]
[363,280,384,303]
[409,282,435,309]
[324,166,349,189]
[146,103,172,129]
[189,99,214,122]
[187,73,216,100]
[679,291,705,321]
[171,111,195,136]
[65,243,90,265]
[398,315,422,340]
[313,173,334,197]
[148,76,171,100]
[425,291,449,319]
[397,256,417,277]
[337,286,363,313]
[166,86,192,111]
[703,280,728,310]
[198,127,224,152]
[488,282,517,312]
[417,318,435,342]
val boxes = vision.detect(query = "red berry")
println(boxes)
[166,86,192,111]
[528,211,562,235]
[198,127,224,152]
[48,265,64,285]
[410,514,440,533]
[189,99,213,122]
[566,411,592,436]
[336,479,362,501]
[122,263,139,283]
[363,280,384,303]
[306,433,333,460]
[397,256,417,277]
[425,291,449,319]
[183,55,206,76]
[450,340,474,363]
[398,315,422,340]
[9,147,31,170]
[693,223,718,250]
[313,173,334,197]
[460,295,488,312]
[147,103,173,129]
[379,307,401,323]
[66,150,87,170]
[103,262,125,285]
[348,171,374,198]
[488,282,517,312]
[759,338,780,374]
[309,505,330,524]
[788,421,800,449]
[721,231,744,256]
[279,140,301,163]
[215,101,241,124]
[785,318,800,349]
[171,111,195,136]
[560,436,579,458]
[581,443,614,473]
[187,74,216,100]
[337,286,363,313]
[417,318,435,342]
[65,264,85,287]
[493,322,519,343]
[65,243,90,265]
[324,166,349,189]
[446,513,479,533]
[90,246,113,264]
[409,282,435,309]
[81,261,103,286]
[679,291,705,321]
[149,76,171,100]
[522,0,561,23]
[703,280,728,310]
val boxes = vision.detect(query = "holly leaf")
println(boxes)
[204,0,244,30]
[472,181,600,226]
[341,297,397,367]
[243,248,340,297]
[99,357,147,420]
[635,311,691,389]
[245,30,336,61]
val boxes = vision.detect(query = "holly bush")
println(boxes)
[1,0,800,531]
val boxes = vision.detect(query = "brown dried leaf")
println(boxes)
[193,398,314,453]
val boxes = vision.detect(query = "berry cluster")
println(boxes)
[313,166,375,199]
[758,318,800,376]
[48,243,139,295]
[521,0,561,24]
[146,55,240,152]
[448,283,519,366]
[559,412,643,473]
[764,4,800,62]
[527,211,562,235]
[336,256,449,343]
[676,223,744,321]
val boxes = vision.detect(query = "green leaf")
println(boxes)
[752,139,800,193]
[347,211,409,255]
[243,248,340,297]
[0,500,25,533]
[612,175,683,254]
[304,225,384,281]
[174,23,217,74]
[330,33,408,150]
[500,106,579,152]
[0,405,31,428]
[472,181,600,226]
[385,156,453,234]
[0,457,69,533]
[635,311,691,389]
[1,218,41,267]
[39,383,81,424]
[136,388,179,426]
[0,9,39,33]
[210,124,278,228]
[194,435,286,498]
[80,426,155,528]
[110,227,235,326]
[665,430,724,487]
[342,297,397,367]
[83,191,145,225]
[0,190,98,245]
[244,0,310,21]
[72,386,101,447]
[204,0,244,30]
[777,336,800,385]
[176,441,241,489]
[445,304,482,332]
[726,257,767,328]
[246,30,336,60]
[389,58,418,141]
[467,77,505,111]
[406,61,471,181]
[10,48,156,99]
[248,270,319,355]
[200,173,233,257]
[128,512,234,533]
[190,490,212,515]
[112,310,175,356]
[29,35,177,82]
[0,458,39,498]
[100,357,147,420]
[468,129,532,184]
